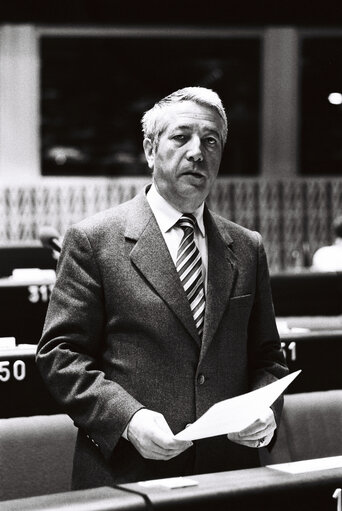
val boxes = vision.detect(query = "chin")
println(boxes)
[178,194,206,212]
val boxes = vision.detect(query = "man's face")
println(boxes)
[144,101,224,213]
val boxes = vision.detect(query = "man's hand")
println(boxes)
[227,407,276,448]
[127,409,193,460]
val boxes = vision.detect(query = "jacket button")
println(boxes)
[197,374,205,385]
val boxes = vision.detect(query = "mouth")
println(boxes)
[181,170,206,180]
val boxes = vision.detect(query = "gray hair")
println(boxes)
[141,86,228,148]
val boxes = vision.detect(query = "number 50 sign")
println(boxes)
[0,360,26,382]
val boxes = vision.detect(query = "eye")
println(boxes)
[172,134,186,142]
[205,137,218,146]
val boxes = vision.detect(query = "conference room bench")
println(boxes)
[2,325,342,418]
[0,345,61,417]
[0,246,56,280]
[270,270,342,317]
[0,273,55,345]
[0,245,56,344]
[279,324,342,393]
[0,335,341,417]
[0,268,341,345]
[1,269,342,418]
[1,390,342,508]
[2,469,342,511]
[1,463,342,510]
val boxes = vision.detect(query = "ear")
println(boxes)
[143,138,155,170]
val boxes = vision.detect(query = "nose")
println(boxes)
[186,135,203,162]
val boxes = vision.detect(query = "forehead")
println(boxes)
[158,100,223,134]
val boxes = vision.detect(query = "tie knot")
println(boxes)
[178,214,196,232]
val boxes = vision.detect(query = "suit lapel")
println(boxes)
[126,190,201,346]
[200,209,237,360]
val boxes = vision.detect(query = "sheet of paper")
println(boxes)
[267,455,342,474]
[175,370,301,441]
[139,477,199,489]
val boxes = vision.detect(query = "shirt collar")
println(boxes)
[146,182,206,237]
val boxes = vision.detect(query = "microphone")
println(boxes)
[39,225,62,254]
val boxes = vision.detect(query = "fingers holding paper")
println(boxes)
[227,407,276,448]
[127,408,193,460]
[175,373,300,443]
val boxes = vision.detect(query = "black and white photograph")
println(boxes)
[0,2,342,510]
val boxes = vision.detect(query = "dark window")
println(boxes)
[40,35,261,176]
[301,37,342,175]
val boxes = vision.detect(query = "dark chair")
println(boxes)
[264,390,342,465]
[0,414,77,501]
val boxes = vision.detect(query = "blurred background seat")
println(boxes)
[0,414,77,501]
[264,390,342,465]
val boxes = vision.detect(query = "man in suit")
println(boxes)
[36,86,288,489]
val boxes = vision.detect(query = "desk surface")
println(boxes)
[278,315,342,330]
[2,463,341,510]
[280,329,342,341]
[270,271,342,316]
[277,316,342,342]
[0,276,55,287]
[0,344,36,358]
[122,464,342,510]
[0,485,145,511]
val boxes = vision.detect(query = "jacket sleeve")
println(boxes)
[247,231,289,427]
[36,225,144,460]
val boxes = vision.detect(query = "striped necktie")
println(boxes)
[176,214,205,337]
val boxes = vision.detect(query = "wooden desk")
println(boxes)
[1,324,342,418]
[1,463,341,510]
[0,486,145,511]
[0,276,55,344]
[122,464,342,511]
[279,315,342,331]
[278,322,342,393]
[0,345,60,417]
[271,271,342,316]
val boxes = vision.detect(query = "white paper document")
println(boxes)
[139,477,199,489]
[175,370,301,441]
[268,455,342,474]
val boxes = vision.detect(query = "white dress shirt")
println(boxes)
[146,183,208,292]
[312,240,342,271]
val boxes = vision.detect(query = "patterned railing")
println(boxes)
[1,177,342,272]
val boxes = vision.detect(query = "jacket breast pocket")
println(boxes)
[229,293,253,309]
[226,294,253,338]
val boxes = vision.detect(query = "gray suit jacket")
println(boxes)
[36,186,288,488]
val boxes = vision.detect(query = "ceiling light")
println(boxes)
[328,92,342,105]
